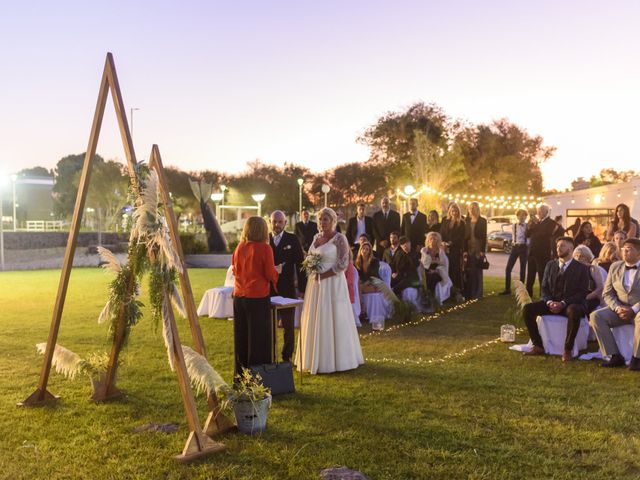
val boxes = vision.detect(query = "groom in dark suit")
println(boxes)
[522,236,590,362]
[270,210,304,362]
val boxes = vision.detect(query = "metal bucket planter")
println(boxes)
[233,395,271,434]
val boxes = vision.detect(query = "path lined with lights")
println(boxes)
[362,292,528,366]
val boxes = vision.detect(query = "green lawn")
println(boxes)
[1,268,640,479]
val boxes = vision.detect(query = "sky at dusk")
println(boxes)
[1,0,638,190]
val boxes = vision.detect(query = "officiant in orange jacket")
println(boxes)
[270,210,304,363]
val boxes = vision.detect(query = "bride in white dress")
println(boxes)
[295,207,364,374]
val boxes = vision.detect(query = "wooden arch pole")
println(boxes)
[20,54,123,406]
[149,145,235,435]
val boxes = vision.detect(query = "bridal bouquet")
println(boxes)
[301,253,323,276]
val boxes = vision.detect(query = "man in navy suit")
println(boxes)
[346,202,374,256]
[270,210,304,362]
[522,236,590,362]
[401,198,428,251]
[372,196,401,259]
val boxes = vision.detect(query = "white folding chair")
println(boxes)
[536,314,590,358]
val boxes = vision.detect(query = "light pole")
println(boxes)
[297,178,304,218]
[130,107,140,140]
[11,174,17,231]
[404,185,416,213]
[211,192,224,219]
[0,175,7,270]
[220,184,227,222]
[321,184,330,208]
[252,193,266,218]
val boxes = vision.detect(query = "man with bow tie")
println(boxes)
[294,209,318,292]
[270,210,304,363]
[590,238,640,369]
[522,236,590,362]
[401,198,428,252]
[501,209,530,295]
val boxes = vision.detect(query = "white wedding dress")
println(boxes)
[295,233,364,374]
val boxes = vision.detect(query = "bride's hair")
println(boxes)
[318,207,338,228]
[240,216,269,243]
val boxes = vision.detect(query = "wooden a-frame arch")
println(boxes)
[19,53,233,462]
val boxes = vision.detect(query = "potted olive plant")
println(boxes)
[221,368,272,434]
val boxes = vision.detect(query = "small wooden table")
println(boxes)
[270,297,304,363]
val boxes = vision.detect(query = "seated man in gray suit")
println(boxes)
[590,238,640,369]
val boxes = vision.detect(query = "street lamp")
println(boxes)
[11,174,17,231]
[220,184,227,222]
[0,175,7,270]
[211,192,224,219]
[404,185,416,197]
[321,184,330,208]
[130,107,140,140]
[252,193,266,217]
[297,178,304,217]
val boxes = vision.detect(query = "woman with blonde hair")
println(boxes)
[231,216,281,375]
[440,202,466,297]
[593,241,620,273]
[296,207,364,374]
[573,245,604,312]
[420,231,450,294]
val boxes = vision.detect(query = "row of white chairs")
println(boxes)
[530,265,635,361]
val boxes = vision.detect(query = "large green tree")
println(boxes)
[74,160,128,231]
[52,153,104,218]
[454,119,553,195]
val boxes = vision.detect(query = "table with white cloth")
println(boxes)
[197,286,234,318]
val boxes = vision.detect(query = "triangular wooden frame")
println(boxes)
[19,53,232,462]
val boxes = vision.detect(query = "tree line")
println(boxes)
[18,101,609,231]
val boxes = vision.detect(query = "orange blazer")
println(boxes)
[232,241,279,298]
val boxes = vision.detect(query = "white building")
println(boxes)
[544,178,640,238]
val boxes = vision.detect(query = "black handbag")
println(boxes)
[480,256,490,270]
[249,362,295,396]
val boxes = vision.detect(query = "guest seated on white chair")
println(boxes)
[523,237,590,362]
[390,237,420,297]
[420,232,452,303]
[355,241,382,322]
[593,241,620,274]
[590,238,640,369]
[573,245,605,310]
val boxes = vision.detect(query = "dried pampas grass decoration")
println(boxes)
[97,246,122,274]
[35,343,83,379]
[97,299,111,324]
[161,294,176,371]
[513,280,532,309]
[181,346,229,396]
[170,283,186,318]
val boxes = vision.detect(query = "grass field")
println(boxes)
[2,268,640,479]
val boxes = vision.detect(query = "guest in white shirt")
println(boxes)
[501,209,529,295]
[346,202,373,256]
[590,238,640,369]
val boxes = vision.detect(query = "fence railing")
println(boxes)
[26,221,64,232]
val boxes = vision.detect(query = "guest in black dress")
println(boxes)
[464,202,487,299]
[574,221,603,258]
[426,210,441,234]
[440,202,466,297]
